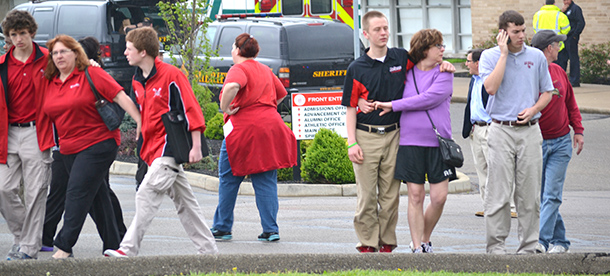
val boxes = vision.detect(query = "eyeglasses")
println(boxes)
[434,44,446,49]
[51,49,73,57]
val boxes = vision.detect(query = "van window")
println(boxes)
[32,7,54,41]
[249,26,279,58]
[217,27,242,56]
[282,0,303,15]
[286,24,353,60]
[310,0,332,14]
[58,5,98,38]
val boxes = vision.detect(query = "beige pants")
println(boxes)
[485,123,542,254]
[352,127,401,249]
[470,125,516,212]
[0,126,51,258]
[119,157,218,256]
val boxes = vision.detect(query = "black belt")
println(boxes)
[356,123,398,134]
[492,119,538,127]
[10,121,35,127]
[474,121,490,126]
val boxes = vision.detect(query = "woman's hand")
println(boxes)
[220,82,240,115]
[224,104,240,115]
[374,101,393,116]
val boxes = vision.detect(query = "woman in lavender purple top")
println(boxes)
[375,29,454,253]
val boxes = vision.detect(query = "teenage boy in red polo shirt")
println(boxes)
[0,10,55,260]
[104,27,217,257]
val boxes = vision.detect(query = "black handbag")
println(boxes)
[85,67,125,131]
[411,69,464,168]
[161,86,209,164]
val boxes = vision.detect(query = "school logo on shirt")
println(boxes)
[524,61,534,68]
[152,87,162,97]
[389,66,402,73]
[70,83,80,89]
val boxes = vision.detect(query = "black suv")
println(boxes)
[12,0,167,91]
[202,16,364,119]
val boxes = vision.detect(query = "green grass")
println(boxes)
[181,270,590,276]
[444,58,466,64]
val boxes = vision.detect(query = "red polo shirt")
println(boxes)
[7,48,38,124]
[43,67,123,155]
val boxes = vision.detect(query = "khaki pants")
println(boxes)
[119,157,218,256]
[352,127,401,249]
[485,123,542,254]
[0,126,51,258]
[470,125,516,212]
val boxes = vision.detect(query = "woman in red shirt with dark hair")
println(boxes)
[40,34,141,259]
[210,33,297,242]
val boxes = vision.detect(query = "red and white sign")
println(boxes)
[291,92,347,140]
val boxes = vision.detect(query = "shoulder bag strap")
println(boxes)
[411,68,441,136]
[85,67,102,101]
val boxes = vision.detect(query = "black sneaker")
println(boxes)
[210,228,232,240]
[258,232,280,242]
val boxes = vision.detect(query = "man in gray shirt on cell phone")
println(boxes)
[478,10,554,254]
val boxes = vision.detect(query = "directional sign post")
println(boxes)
[291,92,347,140]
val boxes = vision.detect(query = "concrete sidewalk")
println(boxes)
[1,253,609,276]
[452,76,610,114]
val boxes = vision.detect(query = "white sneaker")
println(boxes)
[103,249,128,258]
[6,244,19,260]
[548,244,569,254]
[535,243,546,253]
[409,241,423,253]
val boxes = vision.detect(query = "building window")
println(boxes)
[364,0,471,54]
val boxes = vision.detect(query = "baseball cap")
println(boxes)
[142,17,152,26]
[531,30,566,51]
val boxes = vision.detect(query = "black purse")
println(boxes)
[411,69,464,168]
[161,86,209,164]
[85,67,125,131]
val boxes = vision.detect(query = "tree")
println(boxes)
[157,0,219,122]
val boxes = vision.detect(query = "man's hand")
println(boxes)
[497,29,509,55]
[374,101,393,116]
[516,107,536,124]
[88,59,101,68]
[348,144,364,164]
[189,145,203,163]
[573,134,584,155]
[358,98,374,114]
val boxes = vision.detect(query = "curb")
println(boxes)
[1,253,609,276]
[110,161,472,196]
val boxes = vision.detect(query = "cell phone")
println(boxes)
[507,37,511,44]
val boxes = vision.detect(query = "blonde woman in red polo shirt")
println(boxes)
[40,35,141,259]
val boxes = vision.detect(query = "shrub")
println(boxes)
[183,155,217,172]
[301,128,354,184]
[277,166,293,181]
[118,128,137,157]
[204,112,224,140]
[580,41,610,84]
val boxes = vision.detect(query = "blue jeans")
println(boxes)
[539,133,572,249]
[213,139,279,233]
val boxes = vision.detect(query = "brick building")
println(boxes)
[363,0,608,56]
[471,0,610,48]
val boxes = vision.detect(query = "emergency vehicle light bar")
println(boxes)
[216,13,282,19]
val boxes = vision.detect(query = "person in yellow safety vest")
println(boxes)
[533,0,570,51]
